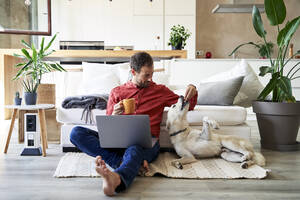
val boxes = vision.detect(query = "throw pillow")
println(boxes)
[197,76,244,106]
[77,62,120,95]
[202,59,264,107]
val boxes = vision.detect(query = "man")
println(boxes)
[70,52,198,196]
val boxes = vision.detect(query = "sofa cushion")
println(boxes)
[57,105,246,126]
[196,76,244,106]
[202,59,264,107]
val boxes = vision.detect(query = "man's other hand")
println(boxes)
[112,100,124,115]
[184,84,197,101]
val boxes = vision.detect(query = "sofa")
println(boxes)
[56,59,265,152]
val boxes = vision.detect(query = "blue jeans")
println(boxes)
[70,126,160,192]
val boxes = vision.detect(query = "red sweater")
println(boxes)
[106,81,198,138]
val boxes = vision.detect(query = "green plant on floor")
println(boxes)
[229,0,300,102]
[168,24,191,50]
[13,33,66,93]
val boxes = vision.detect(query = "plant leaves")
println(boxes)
[44,33,57,51]
[229,42,259,56]
[264,0,286,26]
[259,66,274,76]
[257,72,279,100]
[252,5,266,38]
[21,48,32,60]
[13,61,33,80]
[21,40,31,49]
[277,17,300,46]
[13,53,25,59]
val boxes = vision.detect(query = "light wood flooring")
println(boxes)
[0,120,300,200]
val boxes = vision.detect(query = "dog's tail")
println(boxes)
[253,152,266,166]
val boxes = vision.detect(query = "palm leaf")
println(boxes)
[21,48,32,60]
[44,33,57,51]
[21,40,31,49]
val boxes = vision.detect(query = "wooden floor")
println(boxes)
[0,120,300,200]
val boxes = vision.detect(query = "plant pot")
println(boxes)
[171,41,183,50]
[14,97,22,105]
[252,101,300,151]
[24,92,37,105]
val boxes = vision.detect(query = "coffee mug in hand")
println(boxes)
[123,98,136,114]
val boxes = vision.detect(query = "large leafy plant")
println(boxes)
[230,0,300,102]
[13,33,66,93]
[168,24,191,49]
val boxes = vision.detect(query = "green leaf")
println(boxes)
[55,63,66,72]
[31,43,37,63]
[277,17,300,47]
[229,42,260,56]
[258,72,279,100]
[13,53,25,59]
[278,76,293,97]
[40,37,45,52]
[44,33,57,51]
[14,62,26,68]
[252,5,266,38]
[13,61,33,80]
[259,66,274,76]
[21,48,32,60]
[21,40,31,49]
[264,0,286,26]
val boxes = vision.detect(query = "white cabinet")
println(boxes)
[50,0,196,57]
[165,0,196,16]
[132,16,163,50]
[133,0,163,16]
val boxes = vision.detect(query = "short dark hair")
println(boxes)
[130,52,153,73]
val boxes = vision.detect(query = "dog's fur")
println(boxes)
[166,96,266,169]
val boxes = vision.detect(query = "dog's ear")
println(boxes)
[166,120,170,130]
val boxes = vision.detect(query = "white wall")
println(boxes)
[40,0,196,58]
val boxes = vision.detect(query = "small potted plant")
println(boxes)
[230,0,300,151]
[14,91,22,105]
[13,33,66,105]
[168,24,191,50]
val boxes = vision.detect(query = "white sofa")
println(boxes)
[56,59,269,152]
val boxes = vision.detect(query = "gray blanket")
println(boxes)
[62,94,109,124]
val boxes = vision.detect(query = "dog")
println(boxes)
[166,96,266,169]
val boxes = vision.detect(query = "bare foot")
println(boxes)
[95,156,121,196]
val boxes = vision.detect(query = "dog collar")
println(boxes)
[170,128,187,137]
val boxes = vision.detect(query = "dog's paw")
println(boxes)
[241,161,248,169]
[171,161,183,170]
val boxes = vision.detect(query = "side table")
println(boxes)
[4,104,55,157]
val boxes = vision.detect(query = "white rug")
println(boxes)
[53,152,269,179]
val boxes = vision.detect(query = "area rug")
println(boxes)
[53,152,269,179]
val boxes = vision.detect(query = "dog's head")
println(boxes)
[166,96,189,130]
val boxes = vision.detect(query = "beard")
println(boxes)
[136,80,150,88]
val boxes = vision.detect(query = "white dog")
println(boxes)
[166,96,266,169]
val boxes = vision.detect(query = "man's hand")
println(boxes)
[184,84,197,101]
[112,100,124,115]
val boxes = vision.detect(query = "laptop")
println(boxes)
[96,115,157,148]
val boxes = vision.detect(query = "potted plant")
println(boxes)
[13,33,66,105]
[168,24,191,50]
[14,91,22,105]
[230,0,300,151]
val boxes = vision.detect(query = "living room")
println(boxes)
[0,0,300,199]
